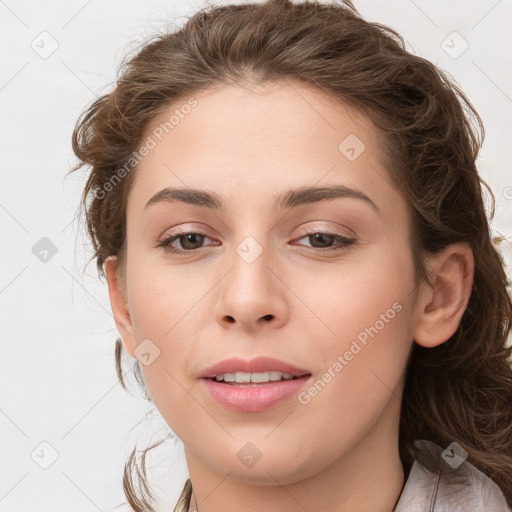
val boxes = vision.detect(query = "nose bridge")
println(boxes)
[229,233,274,297]
[227,207,274,283]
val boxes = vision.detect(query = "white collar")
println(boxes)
[394,439,509,511]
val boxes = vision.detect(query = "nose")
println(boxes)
[213,242,289,333]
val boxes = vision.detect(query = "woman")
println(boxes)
[68,0,512,510]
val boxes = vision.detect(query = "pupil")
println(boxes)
[182,233,203,249]
[310,233,333,248]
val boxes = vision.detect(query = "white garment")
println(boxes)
[394,439,510,512]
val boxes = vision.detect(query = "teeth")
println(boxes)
[214,371,295,383]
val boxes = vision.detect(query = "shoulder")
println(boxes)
[394,439,510,512]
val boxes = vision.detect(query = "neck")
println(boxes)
[184,399,406,512]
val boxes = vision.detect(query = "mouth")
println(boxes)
[199,356,312,411]
[200,356,312,380]
[201,374,313,412]
[205,371,311,385]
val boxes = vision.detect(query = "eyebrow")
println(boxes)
[144,184,379,212]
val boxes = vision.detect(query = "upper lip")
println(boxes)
[200,356,312,379]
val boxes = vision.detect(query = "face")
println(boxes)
[114,80,422,486]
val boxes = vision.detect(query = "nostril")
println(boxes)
[263,314,273,321]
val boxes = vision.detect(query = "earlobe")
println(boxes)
[413,243,474,348]
[103,256,137,358]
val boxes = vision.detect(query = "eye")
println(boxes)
[292,230,356,253]
[157,231,217,255]
[156,229,356,256]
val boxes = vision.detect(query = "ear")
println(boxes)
[103,256,137,359]
[413,243,474,348]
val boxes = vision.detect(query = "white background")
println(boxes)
[1,0,511,511]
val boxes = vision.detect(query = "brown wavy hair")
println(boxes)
[67,0,512,510]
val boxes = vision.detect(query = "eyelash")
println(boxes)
[156,229,356,255]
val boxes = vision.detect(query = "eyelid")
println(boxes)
[156,223,210,240]
[294,224,355,240]
[158,222,355,243]
[156,227,211,246]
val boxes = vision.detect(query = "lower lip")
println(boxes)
[201,376,312,412]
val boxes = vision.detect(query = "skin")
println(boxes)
[104,80,474,512]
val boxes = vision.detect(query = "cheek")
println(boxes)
[126,250,210,340]
[124,251,237,432]
[300,246,416,420]
[297,237,415,344]
[304,312,412,455]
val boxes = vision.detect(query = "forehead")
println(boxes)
[126,80,395,216]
